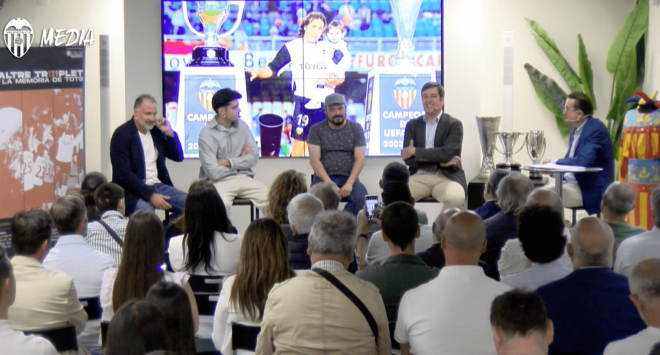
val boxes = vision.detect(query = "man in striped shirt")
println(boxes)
[86,183,127,265]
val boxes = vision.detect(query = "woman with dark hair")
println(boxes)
[100,211,198,332]
[212,218,295,354]
[146,282,196,355]
[267,170,307,225]
[105,299,169,355]
[168,180,240,338]
[80,172,107,221]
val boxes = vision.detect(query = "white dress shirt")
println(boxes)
[415,111,443,176]
[86,210,128,266]
[501,259,572,291]
[0,320,58,355]
[366,225,434,266]
[604,326,660,355]
[394,265,511,355]
[212,275,261,355]
[43,234,116,351]
[498,227,573,278]
[614,227,660,277]
[168,232,242,276]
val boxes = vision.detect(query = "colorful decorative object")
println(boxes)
[619,91,660,230]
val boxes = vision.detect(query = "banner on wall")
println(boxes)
[0,47,86,251]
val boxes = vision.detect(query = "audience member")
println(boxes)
[615,187,660,277]
[499,189,573,277]
[100,211,199,334]
[8,209,87,335]
[602,182,646,244]
[473,169,509,220]
[43,194,115,351]
[309,180,341,211]
[357,202,439,350]
[169,181,241,276]
[105,300,169,355]
[481,172,534,278]
[501,206,571,290]
[213,218,295,354]
[537,217,646,355]
[267,170,308,225]
[490,289,553,355]
[605,258,660,355]
[80,172,108,221]
[364,182,434,266]
[394,211,511,355]
[86,182,128,266]
[287,193,325,270]
[146,282,196,355]
[255,211,391,354]
[417,208,498,279]
[0,244,57,355]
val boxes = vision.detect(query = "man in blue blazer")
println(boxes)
[546,92,614,215]
[110,94,186,218]
[536,217,645,355]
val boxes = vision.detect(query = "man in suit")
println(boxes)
[536,217,646,355]
[401,82,466,209]
[543,92,614,215]
[110,94,186,218]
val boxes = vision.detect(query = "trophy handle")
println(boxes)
[492,133,505,155]
[513,133,528,155]
[217,1,245,39]
[182,2,204,38]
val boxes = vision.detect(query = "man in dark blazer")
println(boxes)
[545,92,614,215]
[110,94,186,218]
[536,217,645,355]
[401,82,467,209]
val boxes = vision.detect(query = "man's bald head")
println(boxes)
[570,217,615,268]
[433,207,461,243]
[443,211,486,253]
[527,189,564,215]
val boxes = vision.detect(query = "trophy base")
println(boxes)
[477,170,492,179]
[190,46,234,67]
[496,162,521,172]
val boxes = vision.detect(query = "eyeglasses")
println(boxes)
[563,106,579,113]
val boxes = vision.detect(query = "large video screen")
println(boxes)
[162,0,442,158]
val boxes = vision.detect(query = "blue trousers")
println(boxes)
[312,175,368,217]
[134,183,187,221]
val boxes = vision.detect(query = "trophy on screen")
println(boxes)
[389,0,424,67]
[495,132,528,171]
[476,116,501,179]
[182,1,244,66]
[526,130,546,180]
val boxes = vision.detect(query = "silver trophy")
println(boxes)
[182,1,245,66]
[389,0,423,67]
[495,132,528,171]
[476,116,501,179]
[526,130,546,180]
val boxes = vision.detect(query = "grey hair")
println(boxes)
[134,94,157,109]
[653,188,660,228]
[602,182,636,217]
[433,207,460,243]
[497,173,534,216]
[487,169,510,200]
[308,210,357,259]
[629,258,660,305]
[287,193,325,235]
[309,181,341,210]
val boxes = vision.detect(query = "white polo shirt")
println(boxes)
[604,326,660,355]
[0,320,57,355]
[614,227,660,278]
[394,265,511,355]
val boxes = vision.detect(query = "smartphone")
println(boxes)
[365,195,379,222]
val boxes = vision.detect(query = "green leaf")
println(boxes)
[577,35,595,110]
[606,0,648,77]
[526,19,582,93]
[524,63,570,139]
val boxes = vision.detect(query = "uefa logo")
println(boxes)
[3,18,34,58]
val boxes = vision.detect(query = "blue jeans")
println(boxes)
[134,183,187,221]
[312,175,368,217]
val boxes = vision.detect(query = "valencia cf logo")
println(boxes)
[198,79,221,112]
[393,78,417,110]
[4,18,34,58]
